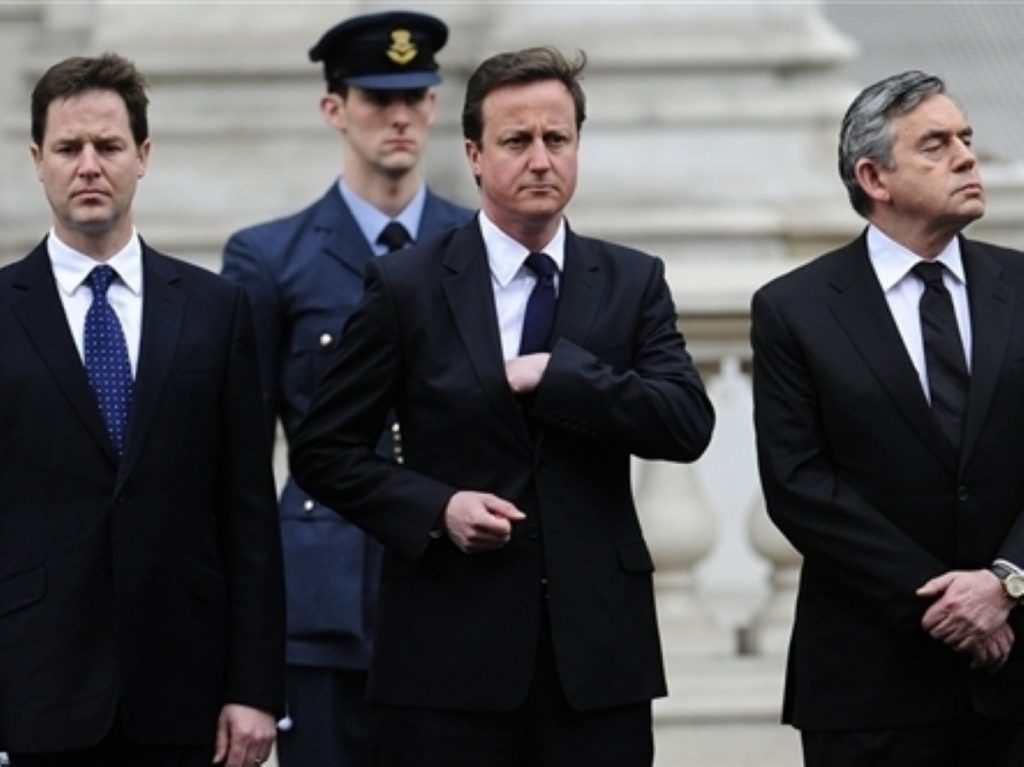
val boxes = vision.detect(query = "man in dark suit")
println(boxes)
[752,70,1024,766]
[290,47,714,767]
[221,11,471,767]
[0,54,285,767]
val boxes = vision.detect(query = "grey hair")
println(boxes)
[838,70,947,217]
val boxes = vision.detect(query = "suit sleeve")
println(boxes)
[289,261,455,561]
[751,286,947,630]
[221,231,284,441]
[529,256,714,462]
[217,286,286,713]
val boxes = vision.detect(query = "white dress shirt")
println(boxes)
[478,210,565,361]
[47,229,143,376]
[867,225,972,402]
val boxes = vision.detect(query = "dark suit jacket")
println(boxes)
[752,232,1024,731]
[290,217,714,711]
[222,184,471,669]
[0,240,285,753]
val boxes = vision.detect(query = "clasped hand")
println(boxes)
[917,569,1014,670]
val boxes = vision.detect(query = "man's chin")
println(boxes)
[66,216,117,237]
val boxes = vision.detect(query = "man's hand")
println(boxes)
[917,569,1014,669]
[506,353,550,395]
[213,704,276,766]
[966,622,1015,670]
[444,491,525,553]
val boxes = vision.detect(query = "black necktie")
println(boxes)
[377,221,412,252]
[84,265,134,455]
[519,252,559,355]
[913,261,969,453]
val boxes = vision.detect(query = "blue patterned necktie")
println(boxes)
[84,265,134,455]
[519,252,559,355]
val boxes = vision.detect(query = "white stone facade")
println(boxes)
[5,3,1024,765]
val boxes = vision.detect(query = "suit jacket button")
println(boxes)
[303,499,315,513]
[956,486,969,501]
[319,333,333,348]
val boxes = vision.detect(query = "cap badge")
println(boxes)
[386,29,417,66]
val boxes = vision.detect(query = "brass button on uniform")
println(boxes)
[319,333,333,348]
[303,499,315,513]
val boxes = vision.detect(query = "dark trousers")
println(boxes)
[802,711,1024,767]
[7,722,208,767]
[276,666,373,767]
[370,609,653,767]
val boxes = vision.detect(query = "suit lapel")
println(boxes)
[552,228,604,350]
[827,236,958,472]
[961,238,1014,463]
[440,220,532,448]
[316,187,376,279]
[10,243,117,463]
[116,245,185,484]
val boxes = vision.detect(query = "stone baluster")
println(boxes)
[635,458,731,656]
[743,496,802,655]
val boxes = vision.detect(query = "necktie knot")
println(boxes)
[88,264,117,296]
[912,261,946,289]
[524,251,558,283]
[378,221,412,252]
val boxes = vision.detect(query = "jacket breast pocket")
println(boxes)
[286,323,344,398]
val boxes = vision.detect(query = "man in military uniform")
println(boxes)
[221,11,471,767]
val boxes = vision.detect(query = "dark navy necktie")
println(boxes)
[84,265,134,455]
[519,252,559,355]
[913,261,969,453]
[377,221,412,252]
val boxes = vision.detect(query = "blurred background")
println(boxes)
[3,2,1023,764]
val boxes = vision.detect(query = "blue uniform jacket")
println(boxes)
[222,184,471,668]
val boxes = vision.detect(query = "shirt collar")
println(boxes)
[867,224,966,292]
[48,228,144,297]
[338,177,426,250]
[478,210,566,288]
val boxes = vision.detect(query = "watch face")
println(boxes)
[1006,573,1024,599]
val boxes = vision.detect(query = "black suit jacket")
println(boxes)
[290,217,714,712]
[752,232,1024,731]
[0,240,285,753]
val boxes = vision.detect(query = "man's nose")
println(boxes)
[951,137,977,170]
[526,139,552,170]
[78,144,101,174]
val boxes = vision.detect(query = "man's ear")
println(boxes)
[853,157,892,206]
[320,93,347,132]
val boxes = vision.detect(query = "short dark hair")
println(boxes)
[461,46,587,145]
[838,70,947,217]
[31,53,149,147]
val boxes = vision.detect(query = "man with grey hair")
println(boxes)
[752,70,1024,764]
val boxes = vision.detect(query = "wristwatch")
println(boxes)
[990,561,1024,603]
